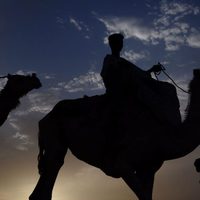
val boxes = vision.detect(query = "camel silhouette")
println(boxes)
[29,69,200,200]
[0,73,41,126]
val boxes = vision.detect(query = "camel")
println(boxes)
[0,73,41,126]
[29,69,200,200]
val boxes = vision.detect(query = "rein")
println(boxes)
[154,63,190,94]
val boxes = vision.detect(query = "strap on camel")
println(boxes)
[154,62,189,94]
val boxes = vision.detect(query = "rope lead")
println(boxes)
[157,63,190,94]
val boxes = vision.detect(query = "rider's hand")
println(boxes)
[151,63,163,73]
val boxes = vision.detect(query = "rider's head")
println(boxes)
[108,33,124,56]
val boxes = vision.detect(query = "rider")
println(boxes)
[101,33,162,98]
[101,33,181,128]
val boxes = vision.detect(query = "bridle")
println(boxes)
[154,63,190,94]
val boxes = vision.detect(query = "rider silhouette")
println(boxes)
[100,33,163,140]
[100,33,181,128]
[101,33,162,98]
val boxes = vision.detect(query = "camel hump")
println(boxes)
[137,79,181,127]
[154,81,181,126]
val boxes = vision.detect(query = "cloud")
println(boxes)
[3,90,55,151]
[56,16,65,24]
[69,17,82,31]
[12,132,32,151]
[15,70,36,75]
[59,71,104,93]
[97,1,200,51]
[0,70,104,151]
[7,117,34,151]
[10,70,104,116]
[175,80,189,118]
[69,17,90,39]
[161,74,190,119]
[160,1,199,16]
[122,50,149,63]
[187,31,200,48]
[0,77,7,90]
[15,70,27,75]
[17,90,60,115]
[153,1,200,50]
[57,16,91,39]
[98,16,155,43]
[9,92,57,117]
[44,75,55,79]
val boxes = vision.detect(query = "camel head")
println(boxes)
[5,73,42,97]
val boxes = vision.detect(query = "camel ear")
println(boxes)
[32,73,37,77]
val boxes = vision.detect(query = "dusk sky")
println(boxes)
[0,0,200,200]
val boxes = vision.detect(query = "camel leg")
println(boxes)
[114,156,154,200]
[29,147,67,200]
[0,111,9,126]
[121,167,155,200]
[115,148,162,200]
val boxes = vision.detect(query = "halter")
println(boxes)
[154,63,190,94]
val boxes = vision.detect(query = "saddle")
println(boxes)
[136,78,182,128]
